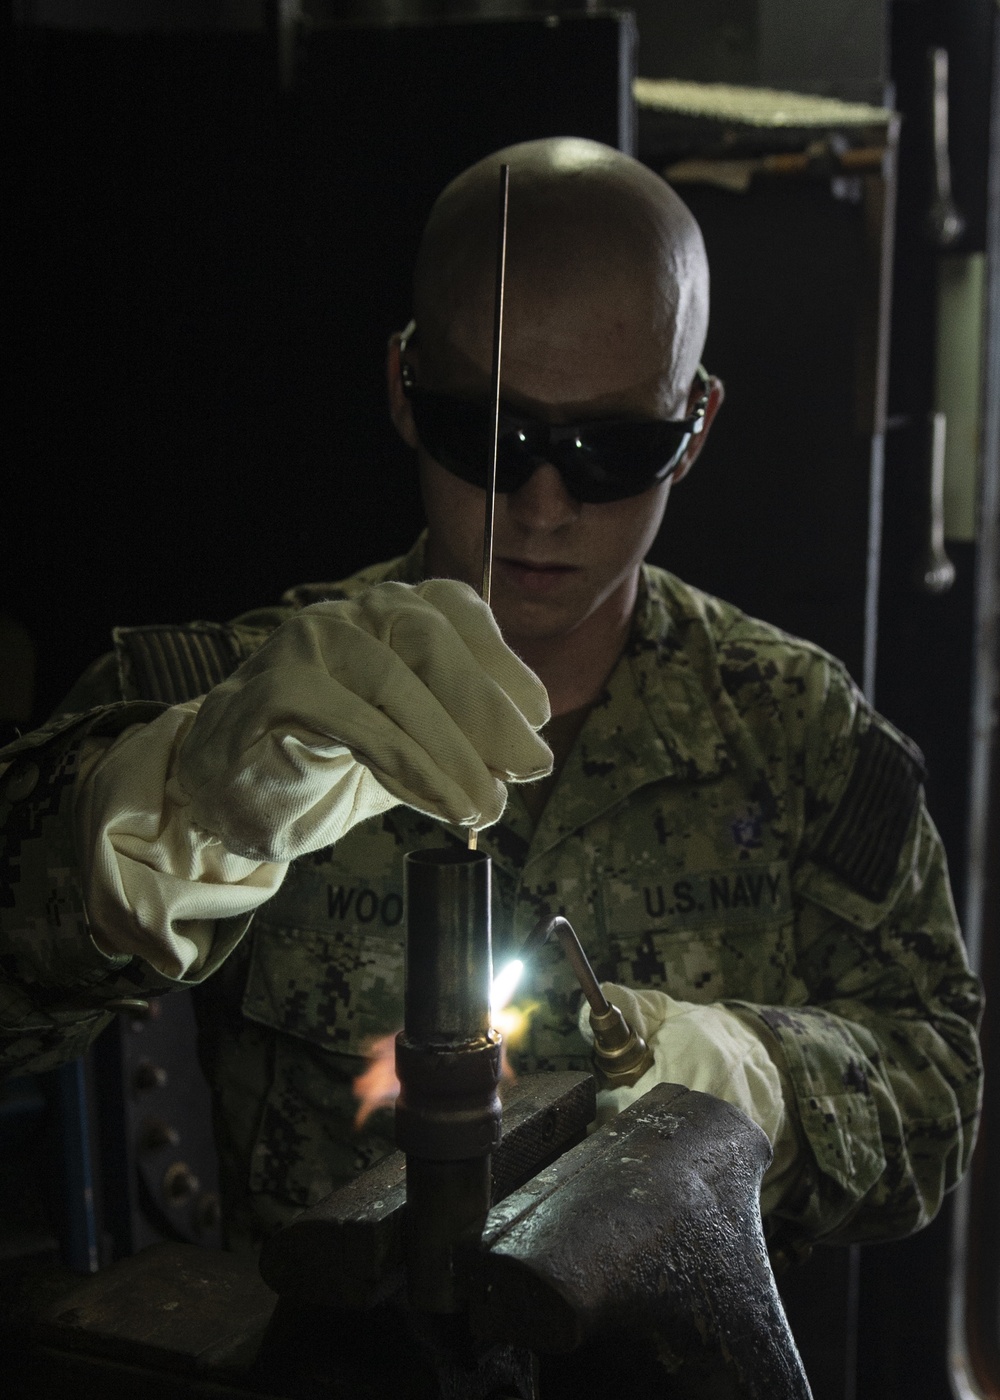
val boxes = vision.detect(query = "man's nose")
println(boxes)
[506,462,579,531]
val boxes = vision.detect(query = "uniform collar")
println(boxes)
[514,567,733,867]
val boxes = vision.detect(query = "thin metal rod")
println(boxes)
[482,162,510,607]
[468,161,510,854]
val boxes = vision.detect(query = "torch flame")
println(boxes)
[490,957,523,1016]
[352,957,535,1131]
[352,1032,401,1131]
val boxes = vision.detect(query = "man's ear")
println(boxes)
[387,330,420,450]
[672,375,724,484]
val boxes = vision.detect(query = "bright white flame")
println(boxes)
[491,958,524,1017]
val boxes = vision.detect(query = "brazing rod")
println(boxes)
[468,161,510,854]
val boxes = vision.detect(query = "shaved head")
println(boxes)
[412,136,709,415]
[390,137,723,713]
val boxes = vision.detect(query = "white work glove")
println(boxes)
[176,578,552,861]
[76,703,287,981]
[75,579,552,979]
[579,982,800,1213]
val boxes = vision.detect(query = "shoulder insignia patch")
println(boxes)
[113,623,242,705]
[814,722,926,903]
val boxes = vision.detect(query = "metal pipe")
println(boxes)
[395,848,501,1313]
[404,847,492,1043]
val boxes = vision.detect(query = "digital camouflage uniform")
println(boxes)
[0,539,983,1257]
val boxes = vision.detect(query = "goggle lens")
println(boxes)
[406,374,708,504]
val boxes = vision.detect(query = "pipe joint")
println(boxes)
[394,1032,502,1160]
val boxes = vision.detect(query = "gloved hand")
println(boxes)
[176,578,553,861]
[75,579,552,979]
[579,982,800,1211]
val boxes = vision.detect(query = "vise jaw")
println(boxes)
[26,1075,812,1400]
[255,1076,811,1399]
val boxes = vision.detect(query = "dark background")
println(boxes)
[8,15,637,727]
[3,8,903,726]
[5,4,998,1398]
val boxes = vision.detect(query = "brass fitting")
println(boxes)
[589,1001,655,1090]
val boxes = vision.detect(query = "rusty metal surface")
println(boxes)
[470,1082,813,1400]
[259,1072,595,1309]
[489,1074,595,1203]
[32,1242,276,1379]
[26,1348,279,1400]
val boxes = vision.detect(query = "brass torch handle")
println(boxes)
[520,914,654,1088]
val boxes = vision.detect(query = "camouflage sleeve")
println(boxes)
[730,668,983,1249]
[0,702,250,1077]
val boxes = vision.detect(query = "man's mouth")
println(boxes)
[496,557,580,594]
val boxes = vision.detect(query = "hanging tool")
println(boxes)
[913,411,957,594]
[927,47,966,247]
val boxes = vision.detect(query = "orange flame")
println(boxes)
[352,959,535,1132]
[494,1001,538,1081]
[352,1032,401,1131]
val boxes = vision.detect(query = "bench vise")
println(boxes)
[24,848,812,1399]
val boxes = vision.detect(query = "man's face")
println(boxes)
[393,275,700,649]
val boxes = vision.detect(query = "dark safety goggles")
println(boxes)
[400,340,711,505]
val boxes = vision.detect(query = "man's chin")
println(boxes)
[491,589,591,649]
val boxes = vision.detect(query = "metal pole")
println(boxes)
[395,848,501,1313]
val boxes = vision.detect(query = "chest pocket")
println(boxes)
[239,818,419,1056]
[238,869,406,1213]
[241,915,405,1057]
[601,861,798,1005]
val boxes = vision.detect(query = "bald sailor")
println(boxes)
[0,139,982,1263]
